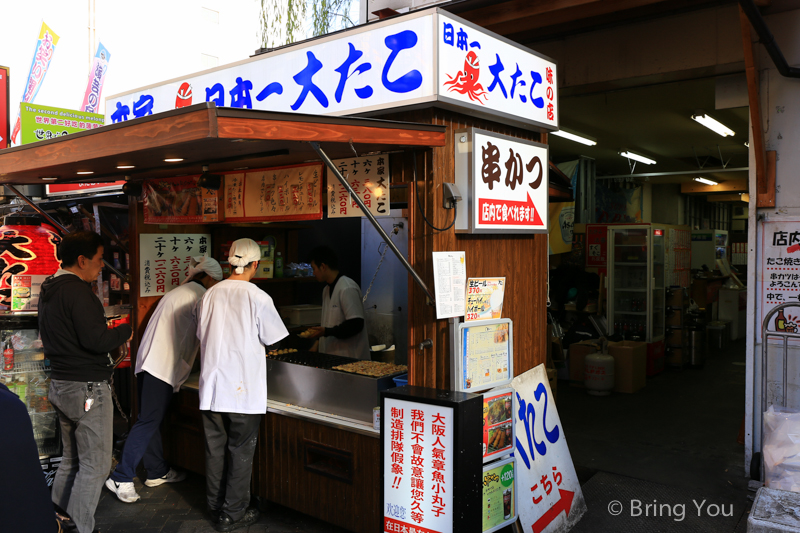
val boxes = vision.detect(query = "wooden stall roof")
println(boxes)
[0,103,446,185]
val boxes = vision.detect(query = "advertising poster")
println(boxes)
[432,251,466,319]
[482,389,514,461]
[383,398,454,533]
[482,458,516,532]
[466,277,505,322]
[139,234,210,297]
[143,176,223,224]
[223,163,323,222]
[595,183,642,223]
[758,219,800,342]
[80,42,111,113]
[19,103,104,144]
[586,224,609,272]
[0,65,8,149]
[328,155,390,218]
[548,202,575,255]
[11,21,60,145]
[512,365,586,533]
[458,320,512,392]
[11,275,46,311]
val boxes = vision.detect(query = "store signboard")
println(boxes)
[328,155,390,218]
[19,103,103,144]
[46,182,126,196]
[223,163,323,222]
[757,219,800,343]
[139,233,211,297]
[106,9,557,133]
[0,66,8,149]
[454,319,513,393]
[383,398,454,533]
[512,365,586,533]
[454,128,549,234]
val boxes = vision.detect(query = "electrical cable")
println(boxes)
[413,152,457,232]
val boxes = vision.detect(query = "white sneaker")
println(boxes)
[144,468,188,487]
[105,478,140,503]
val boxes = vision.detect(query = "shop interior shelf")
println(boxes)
[4,360,47,375]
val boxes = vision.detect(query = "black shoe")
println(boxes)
[214,508,260,532]
[208,507,221,523]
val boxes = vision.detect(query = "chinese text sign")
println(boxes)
[19,103,104,145]
[512,365,586,533]
[224,163,322,222]
[384,398,454,533]
[329,156,391,218]
[759,220,800,342]
[465,277,505,322]
[432,251,466,319]
[139,234,211,297]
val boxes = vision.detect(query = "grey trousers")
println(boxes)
[49,379,113,533]
[201,411,261,522]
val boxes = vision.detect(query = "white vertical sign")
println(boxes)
[139,233,211,297]
[432,251,466,319]
[384,399,454,533]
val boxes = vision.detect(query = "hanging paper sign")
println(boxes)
[223,163,323,222]
[139,233,211,297]
[143,176,223,224]
[512,365,586,533]
[466,277,505,322]
[328,155,390,218]
[432,251,466,319]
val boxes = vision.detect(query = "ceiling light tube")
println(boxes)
[694,177,719,186]
[619,151,656,165]
[117,165,135,169]
[550,129,597,146]
[691,112,735,137]
[164,158,184,163]
[76,171,94,175]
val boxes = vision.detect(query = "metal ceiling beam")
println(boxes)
[597,167,748,180]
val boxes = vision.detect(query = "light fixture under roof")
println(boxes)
[41,177,58,181]
[619,151,656,165]
[76,171,94,175]
[691,111,735,137]
[550,129,597,146]
[117,165,135,169]
[164,158,184,162]
[694,177,719,186]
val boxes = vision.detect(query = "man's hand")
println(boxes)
[306,326,325,339]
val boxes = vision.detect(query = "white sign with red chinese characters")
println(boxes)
[455,128,548,234]
[758,218,800,342]
[384,399,454,533]
[512,364,586,533]
[329,155,391,218]
[139,234,211,297]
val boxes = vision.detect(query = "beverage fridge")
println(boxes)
[607,225,666,343]
[0,312,61,485]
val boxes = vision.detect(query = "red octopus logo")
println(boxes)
[443,51,488,104]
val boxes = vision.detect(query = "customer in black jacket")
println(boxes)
[39,231,132,533]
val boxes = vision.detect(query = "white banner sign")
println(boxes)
[329,155,390,218]
[512,365,586,533]
[384,399,454,533]
[139,233,211,297]
[105,10,557,132]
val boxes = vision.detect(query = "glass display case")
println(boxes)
[0,313,61,458]
[607,225,666,342]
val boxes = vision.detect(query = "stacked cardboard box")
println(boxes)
[608,341,647,393]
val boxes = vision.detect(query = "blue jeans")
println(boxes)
[49,379,113,533]
[110,372,172,483]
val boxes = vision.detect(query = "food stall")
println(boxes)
[0,8,556,531]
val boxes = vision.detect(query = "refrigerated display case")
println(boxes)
[0,313,60,459]
[607,225,666,342]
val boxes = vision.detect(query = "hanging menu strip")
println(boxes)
[224,163,323,222]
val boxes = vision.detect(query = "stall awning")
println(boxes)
[0,103,446,184]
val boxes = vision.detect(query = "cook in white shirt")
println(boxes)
[195,238,288,527]
[307,246,370,360]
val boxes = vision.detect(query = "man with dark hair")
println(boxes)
[39,230,132,533]
[307,246,370,360]
[106,256,222,503]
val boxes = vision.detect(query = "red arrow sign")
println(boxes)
[478,192,543,227]
[531,489,574,533]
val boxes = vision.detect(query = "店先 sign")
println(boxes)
[105,9,557,133]
[329,155,390,218]
[139,234,211,297]
[512,365,586,533]
[454,128,548,234]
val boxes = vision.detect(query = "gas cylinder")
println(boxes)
[584,351,615,396]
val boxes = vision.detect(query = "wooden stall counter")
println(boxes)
[166,373,382,533]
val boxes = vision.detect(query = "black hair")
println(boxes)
[308,246,339,270]
[58,231,104,268]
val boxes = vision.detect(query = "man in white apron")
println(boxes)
[196,239,288,532]
[105,256,222,503]
[307,246,370,360]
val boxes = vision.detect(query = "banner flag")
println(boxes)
[80,42,110,113]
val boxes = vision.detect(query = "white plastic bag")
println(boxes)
[763,405,800,492]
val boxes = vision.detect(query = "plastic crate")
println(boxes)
[392,374,408,387]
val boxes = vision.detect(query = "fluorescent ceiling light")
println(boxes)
[691,112,735,137]
[117,165,135,169]
[164,158,184,162]
[619,151,656,165]
[550,129,597,146]
[77,171,94,175]
[41,177,58,181]
[694,177,718,186]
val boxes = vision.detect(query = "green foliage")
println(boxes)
[259,0,356,49]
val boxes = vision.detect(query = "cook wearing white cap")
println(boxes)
[106,256,223,504]
[195,238,288,530]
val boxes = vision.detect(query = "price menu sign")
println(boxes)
[224,163,323,222]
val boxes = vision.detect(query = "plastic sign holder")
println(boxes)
[450,317,514,394]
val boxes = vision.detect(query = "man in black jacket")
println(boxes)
[39,231,132,533]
